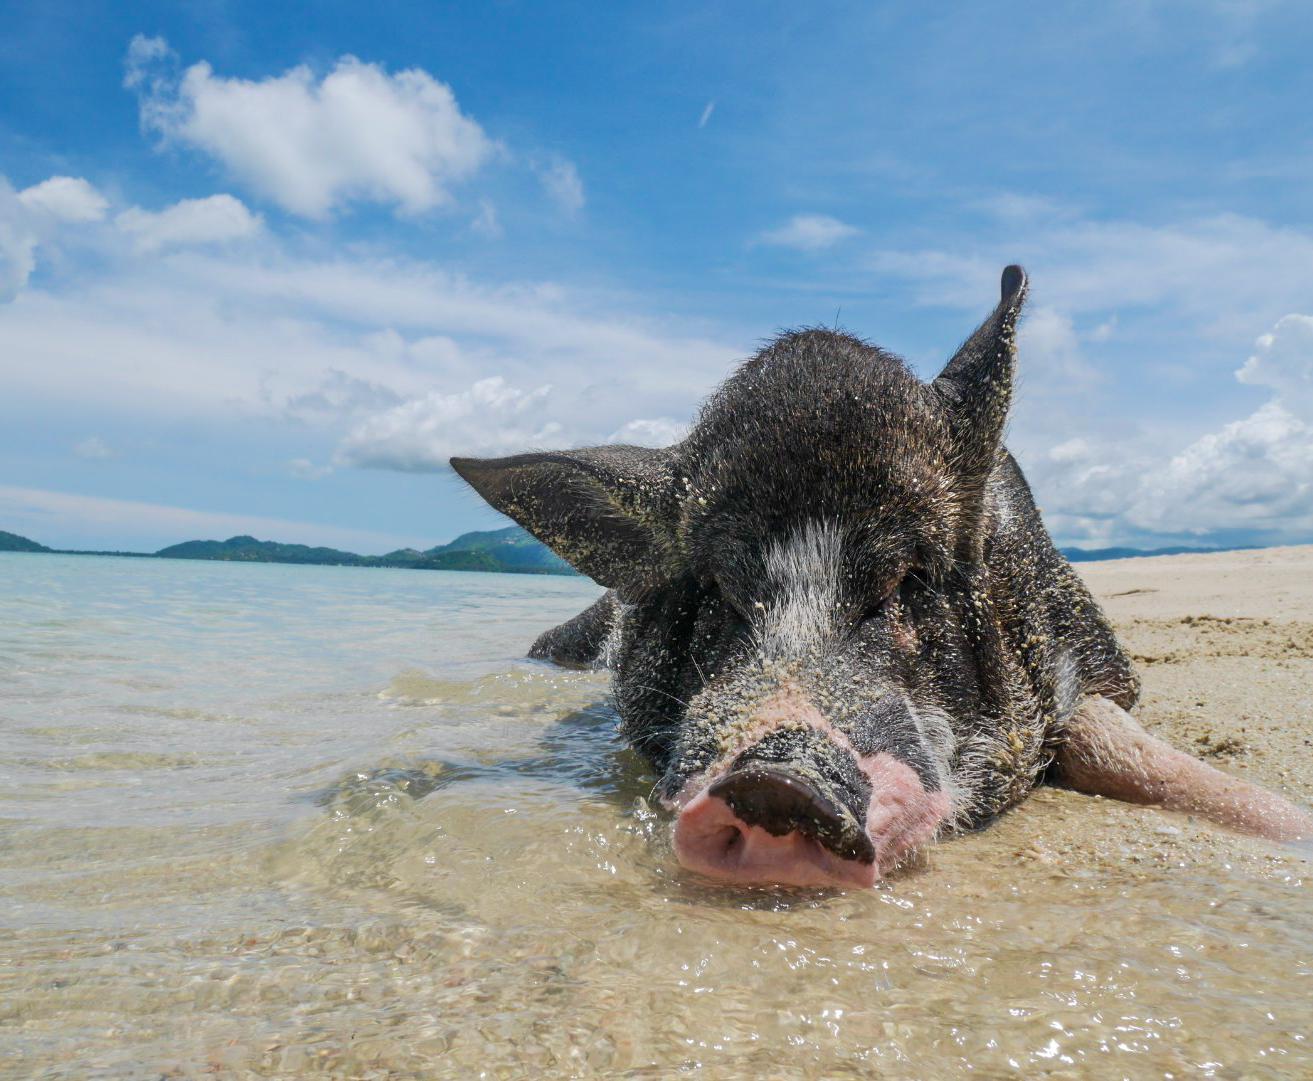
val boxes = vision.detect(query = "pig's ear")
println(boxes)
[449,446,680,588]
[932,264,1027,474]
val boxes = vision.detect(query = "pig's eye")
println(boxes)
[701,575,754,625]
[859,566,923,622]
[856,580,899,623]
[898,568,929,602]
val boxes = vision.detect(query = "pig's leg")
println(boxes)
[1053,695,1313,842]
[529,591,617,669]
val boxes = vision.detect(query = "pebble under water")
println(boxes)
[1,552,1310,1079]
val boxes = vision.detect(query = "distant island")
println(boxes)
[0,530,52,553]
[0,526,1254,576]
[1058,544,1256,563]
[0,526,576,576]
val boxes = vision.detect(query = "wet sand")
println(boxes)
[1,549,1311,1079]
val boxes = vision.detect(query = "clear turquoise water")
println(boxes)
[1,552,1310,1079]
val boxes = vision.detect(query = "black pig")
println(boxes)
[453,267,1311,888]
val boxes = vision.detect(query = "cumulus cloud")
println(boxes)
[1035,312,1313,545]
[116,194,261,253]
[18,177,109,223]
[1236,313,1313,407]
[0,175,108,301]
[126,36,496,219]
[335,377,561,471]
[535,156,585,215]
[1127,402,1312,536]
[759,214,859,252]
[0,182,39,301]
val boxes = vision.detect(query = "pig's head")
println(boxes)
[453,266,1031,888]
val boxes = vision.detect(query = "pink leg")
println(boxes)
[1054,696,1313,843]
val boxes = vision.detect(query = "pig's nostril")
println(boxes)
[672,776,885,888]
[708,766,876,865]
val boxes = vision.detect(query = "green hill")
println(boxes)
[1060,544,1251,562]
[0,530,52,553]
[414,527,574,574]
[150,526,577,575]
[155,535,365,565]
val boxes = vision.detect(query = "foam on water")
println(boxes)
[1,552,1310,1078]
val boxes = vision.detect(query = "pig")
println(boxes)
[452,266,1312,888]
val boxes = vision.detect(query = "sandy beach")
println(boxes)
[1077,544,1313,811]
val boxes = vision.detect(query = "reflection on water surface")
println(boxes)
[0,553,1309,1078]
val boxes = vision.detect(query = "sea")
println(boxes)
[1,552,1310,1078]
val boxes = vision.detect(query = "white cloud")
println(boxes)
[126,36,496,219]
[1127,401,1312,536]
[72,435,113,460]
[337,385,690,470]
[335,376,562,471]
[156,251,733,402]
[1034,312,1313,545]
[283,368,404,423]
[0,246,734,458]
[1048,437,1093,465]
[0,181,39,301]
[0,483,420,553]
[871,211,1313,337]
[698,101,715,129]
[1089,314,1118,342]
[116,194,262,253]
[535,156,585,215]
[0,213,735,475]
[1016,306,1100,390]
[18,177,109,223]
[1,175,108,301]
[607,417,687,446]
[122,34,171,90]
[287,457,333,480]
[1236,313,1313,408]
[863,203,1313,544]
[470,198,502,238]
[759,214,859,252]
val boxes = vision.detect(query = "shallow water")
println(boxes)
[1,552,1310,1079]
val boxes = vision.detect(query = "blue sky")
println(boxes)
[2,1,1312,553]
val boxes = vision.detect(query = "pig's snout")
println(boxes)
[671,741,953,890]
[667,690,953,888]
[674,765,880,888]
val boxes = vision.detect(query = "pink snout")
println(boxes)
[672,753,951,889]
